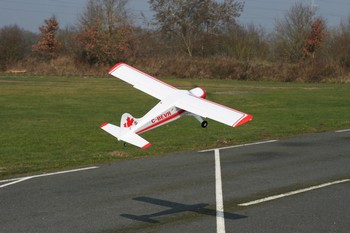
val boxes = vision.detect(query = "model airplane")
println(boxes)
[100,63,253,148]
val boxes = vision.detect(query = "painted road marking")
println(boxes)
[0,166,99,189]
[199,140,278,153]
[238,179,350,207]
[215,149,225,233]
[199,140,278,233]
[336,129,350,133]
[0,177,32,188]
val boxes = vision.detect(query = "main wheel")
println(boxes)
[123,142,127,147]
[201,121,208,128]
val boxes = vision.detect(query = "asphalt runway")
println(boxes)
[1,130,350,233]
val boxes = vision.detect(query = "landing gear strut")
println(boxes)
[193,114,208,128]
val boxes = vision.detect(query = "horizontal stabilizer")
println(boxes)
[100,123,121,138]
[100,123,151,149]
[121,131,151,149]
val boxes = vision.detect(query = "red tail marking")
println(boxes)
[123,117,134,128]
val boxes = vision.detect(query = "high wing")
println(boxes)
[175,94,253,127]
[109,63,178,100]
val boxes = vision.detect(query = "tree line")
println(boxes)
[0,0,349,82]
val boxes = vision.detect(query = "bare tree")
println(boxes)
[273,2,315,62]
[331,16,350,69]
[223,23,269,60]
[56,26,78,56]
[0,25,27,69]
[149,0,244,57]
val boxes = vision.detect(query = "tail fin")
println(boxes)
[100,113,150,149]
[120,113,138,134]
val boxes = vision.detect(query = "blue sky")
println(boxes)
[0,0,349,32]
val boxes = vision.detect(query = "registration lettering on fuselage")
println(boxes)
[151,111,172,124]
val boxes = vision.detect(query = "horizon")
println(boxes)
[0,0,349,33]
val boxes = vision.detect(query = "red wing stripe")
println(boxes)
[109,62,177,90]
[108,62,124,74]
[193,95,246,115]
[142,143,152,149]
[233,114,253,127]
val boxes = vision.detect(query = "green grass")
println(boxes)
[1,75,350,178]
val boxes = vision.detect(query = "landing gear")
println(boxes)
[201,121,208,128]
[193,114,208,128]
[123,142,127,147]
[191,114,208,128]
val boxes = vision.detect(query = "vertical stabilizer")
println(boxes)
[120,113,138,135]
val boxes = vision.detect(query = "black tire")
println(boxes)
[123,142,127,147]
[201,121,208,128]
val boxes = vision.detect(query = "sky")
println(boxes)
[0,0,349,32]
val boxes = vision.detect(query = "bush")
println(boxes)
[5,52,349,83]
[128,56,348,83]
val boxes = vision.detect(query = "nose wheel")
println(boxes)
[201,121,208,128]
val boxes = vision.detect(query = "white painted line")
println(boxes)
[199,140,278,153]
[336,129,350,133]
[0,166,99,189]
[0,177,32,188]
[24,166,99,179]
[238,179,350,207]
[215,149,226,233]
[0,177,23,183]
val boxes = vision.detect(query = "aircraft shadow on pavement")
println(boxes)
[120,196,247,223]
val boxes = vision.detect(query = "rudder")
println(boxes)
[120,113,138,134]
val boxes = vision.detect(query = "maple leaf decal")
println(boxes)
[123,117,134,128]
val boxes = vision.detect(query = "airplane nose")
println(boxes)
[190,87,206,99]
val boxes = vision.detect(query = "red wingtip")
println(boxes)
[142,143,152,149]
[100,122,109,128]
[234,114,253,127]
[108,62,126,74]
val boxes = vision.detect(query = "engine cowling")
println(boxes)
[189,87,206,99]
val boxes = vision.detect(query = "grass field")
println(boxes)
[1,74,350,178]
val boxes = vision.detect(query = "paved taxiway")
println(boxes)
[1,130,350,233]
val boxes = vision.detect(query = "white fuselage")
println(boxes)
[130,87,206,135]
